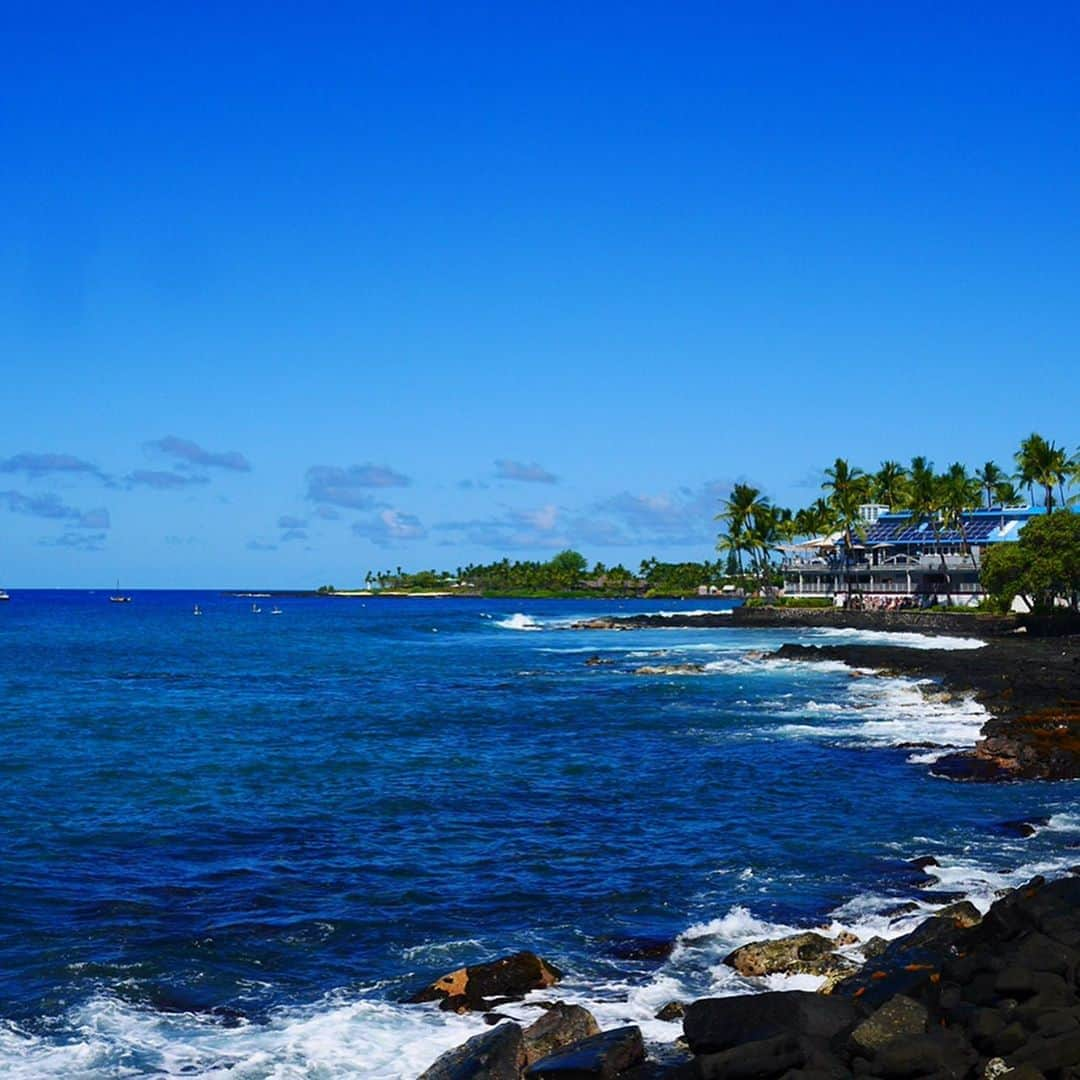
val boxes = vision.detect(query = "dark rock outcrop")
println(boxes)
[723,931,858,988]
[683,991,862,1055]
[773,637,1080,782]
[654,1001,685,1023]
[419,1021,527,1080]
[674,877,1080,1079]
[606,936,676,961]
[633,664,706,677]
[409,952,563,1013]
[525,1025,645,1078]
[846,994,927,1055]
[523,1004,601,1065]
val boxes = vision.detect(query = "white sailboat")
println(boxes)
[109,580,132,603]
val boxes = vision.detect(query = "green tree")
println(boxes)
[872,460,908,510]
[716,483,770,574]
[974,461,1005,509]
[547,549,588,590]
[982,512,1080,612]
[994,479,1024,507]
[822,458,869,598]
[939,462,982,570]
[1015,433,1071,512]
[905,456,952,603]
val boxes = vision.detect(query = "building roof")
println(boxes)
[851,505,1075,547]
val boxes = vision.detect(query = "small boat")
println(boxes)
[251,603,262,614]
[0,589,10,602]
[193,604,202,616]
[110,580,132,603]
[271,606,283,615]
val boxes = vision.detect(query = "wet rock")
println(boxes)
[913,889,968,904]
[683,991,861,1055]
[883,901,922,918]
[1007,1028,1080,1071]
[418,1021,526,1080]
[525,1025,645,1078]
[848,995,928,1055]
[834,931,860,947]
[936,900,983,927]
[873,1029,977,1078]
[995,818,1050,838]
[723,932,856,984]
[409,952,563,1012]
[606,936,675,961]
[584,655,614,667]
[523,1004,600,1065]
[861,937,888,960]
[694,1033,804,1079]
[991,1021,1028,1056]
[920,687,956,704]
[633,663,706,677]
[655,1001,685,1022]
[907,855,941,871]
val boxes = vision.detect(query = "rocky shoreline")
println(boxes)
[412,874,1080,1078]
[409,616,1079,1076]
[772,636,1080,782]
[572,607,1079,783]
[571,608,1022,636]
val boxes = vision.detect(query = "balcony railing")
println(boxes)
[785,580,985,596]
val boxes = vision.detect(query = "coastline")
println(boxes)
[771,635,1080,782]
[573,605,1022,636]
[409,610,1080,1077]
[415,871,1080,1078]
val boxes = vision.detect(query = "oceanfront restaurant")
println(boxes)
[780,504,1048,606]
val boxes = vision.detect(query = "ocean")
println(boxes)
[0,591,1076,1077]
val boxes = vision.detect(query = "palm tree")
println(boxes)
[794,498,836,540]
[905,456,952,604]
[939,462,982,571]
[716,483,770,575]
[745,503,783,594]
[773,506,798,546]
[822,459,869,599]
[994,479,1024,507]
[974,461,1005,509]
[1015,433,1070,512]
[872,460,908,511]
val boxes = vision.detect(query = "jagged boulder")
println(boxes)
[847,994,928,1056]
[869,1029,977,1078]
[723,931,857,986]
[694,1033,806,1078]
[418,1022,526,1080]
[523,1004,600,1064]
[409,952,563,1013]
[633,663,706,676]
[655,1001,685,1022]
[525,1026,645,1078]
[683,991,862,1055]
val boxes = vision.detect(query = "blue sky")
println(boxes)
[3,4,1079,587]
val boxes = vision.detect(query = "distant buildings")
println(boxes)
[780,504,1053,606]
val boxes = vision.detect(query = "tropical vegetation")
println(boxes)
[324,432,1076,601]
[714,431,1079,594]
[981,512,1080,613]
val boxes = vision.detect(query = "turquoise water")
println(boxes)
[0,592,1076,1076]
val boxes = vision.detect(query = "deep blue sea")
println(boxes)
[1,591,1077,1076]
